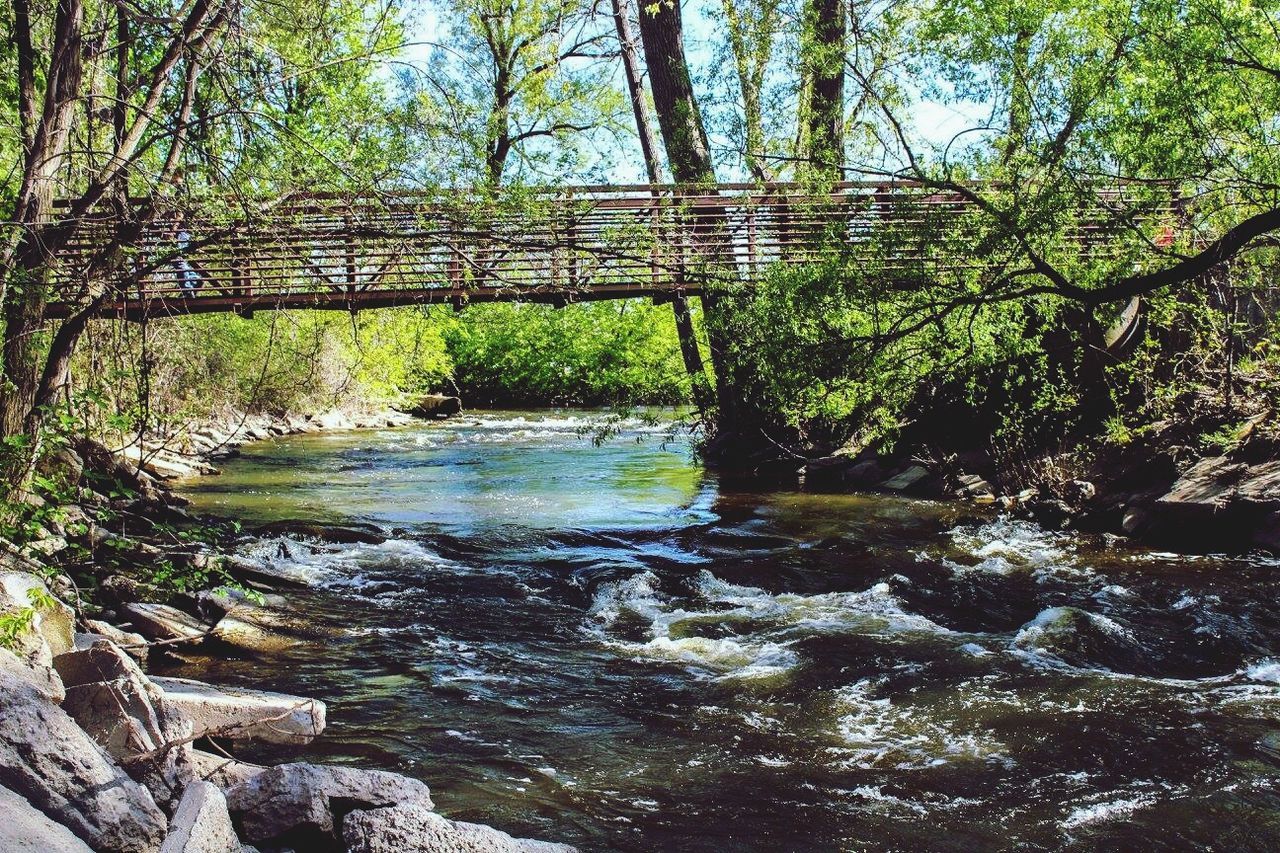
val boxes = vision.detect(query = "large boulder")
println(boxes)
[343,804,576,853]
[0,663,168,853]
[0,784,94,853]
[225,763,433,849]
[159,782,241,853]
[0,645,64,702]
[0,570,75,699]
[1157,455,1241,514]
[54,639,195,806]
[122,602,210,644]
[1152,456,1280,548]
[151,677,325,745]
[401,394,462,420]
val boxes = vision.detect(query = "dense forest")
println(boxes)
[2,0,1279,495]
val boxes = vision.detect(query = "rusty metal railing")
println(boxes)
[44,182,1182,320]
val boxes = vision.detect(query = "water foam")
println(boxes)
[587,570,954,680]
[232,534,448,590]
[944,517,1082,581]
[1060,791,1158,830]
[830,679,1008,770]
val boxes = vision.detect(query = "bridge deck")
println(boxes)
[46,182,1176,320]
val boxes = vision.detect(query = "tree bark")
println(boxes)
[611,0,712,408]
[800,0,845,180]
[637,0,740,432]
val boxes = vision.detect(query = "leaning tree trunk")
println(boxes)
[611,0,713,411]
[636,0,743,438]
[0,0,86,497]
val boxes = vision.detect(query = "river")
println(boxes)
[172,410,1280,851]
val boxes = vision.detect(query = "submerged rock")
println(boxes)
[225,763,433,848]
[151,676,325,745]
[1012,606,1147,671]
[343,803,576,853]
[159,781,240,853]
[0,783,94,852]
[0,662,168,853]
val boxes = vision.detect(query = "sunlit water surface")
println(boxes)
[172,411,1280,851]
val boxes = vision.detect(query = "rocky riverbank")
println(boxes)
[0,394,578,852]
[793,409,1280,557]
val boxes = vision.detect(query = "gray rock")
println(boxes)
[343,804,575,853]
[954,473,995,499]
[401,394,462,420]
[1236,460,1280,509]
[0,663,168,853]
[160,782,240,853]
[226,763,433,847]
[151,676,325,745]
[1121,505,1150,535]
[55,640,195,805]
[0,783,94,852]
[122,602,210,644]
[0,645,64,702]
[24,533,69,556]
[311,410,354,431]
[211,612,302,654]
[84,618,149,663]
[1158,455,1241,511]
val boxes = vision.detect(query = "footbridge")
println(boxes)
[46,182,1177,321]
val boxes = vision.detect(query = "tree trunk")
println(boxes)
[637,0,740,435]
[612,0,712,410]
[799,0,845,180]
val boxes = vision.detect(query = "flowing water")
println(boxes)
[172,411,1280,851]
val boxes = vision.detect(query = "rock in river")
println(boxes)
[150,676,326,745]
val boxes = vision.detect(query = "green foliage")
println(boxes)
[714,253,1048,453]
[75,308,454,431]
[444,300,693,405]
[0,587,58,652]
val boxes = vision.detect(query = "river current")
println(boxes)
[173,411,1280,851]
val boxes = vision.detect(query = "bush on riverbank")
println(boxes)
[711,256,1280,490]
[67,299,692,440]
[74,308,452,435]
[444,301,694,406]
